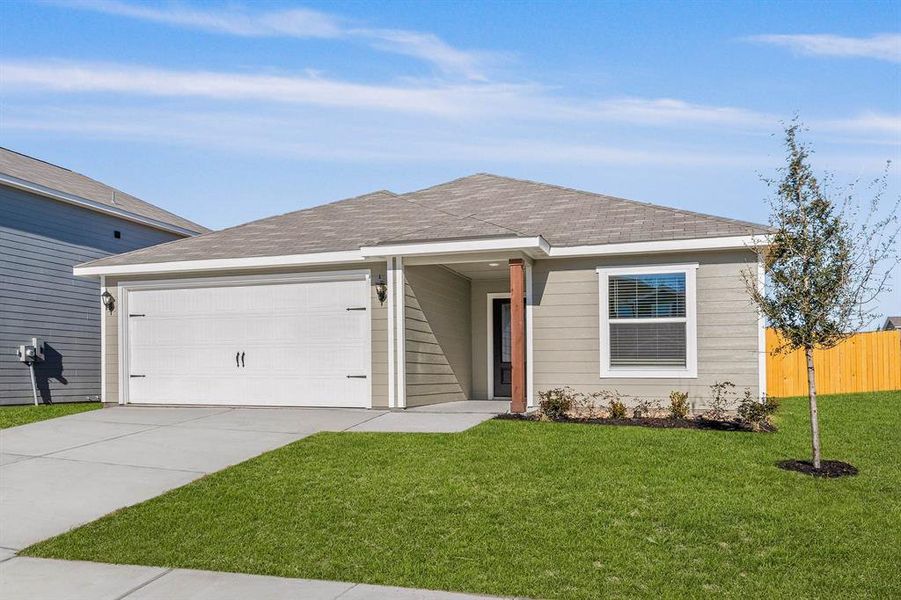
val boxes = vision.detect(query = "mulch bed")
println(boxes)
[776,459,859,478]
[496,413,776,433]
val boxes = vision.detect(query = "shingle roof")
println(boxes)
[884,316,901,330]
[0,147,208,234]
[78,173,768,269]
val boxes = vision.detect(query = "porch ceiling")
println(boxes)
[444,261,509,280]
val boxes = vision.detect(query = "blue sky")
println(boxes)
[2,1,900,316]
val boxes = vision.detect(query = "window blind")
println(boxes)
[609,322,687,366]
[609,273,686,319]
[608,273,687,368]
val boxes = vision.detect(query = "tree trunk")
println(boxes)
[805,346,822,469]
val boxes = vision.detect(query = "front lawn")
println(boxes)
[0,402,100,429]
[24,392,901,599]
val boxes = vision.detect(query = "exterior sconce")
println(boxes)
[101,290,115,314]
[375,274,388,306]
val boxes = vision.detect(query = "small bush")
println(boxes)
[736,389,779,430]
[668,391,690,419]
[707,381,735,420]
[608,398,627,419]
[538,386,574,420]
[632,398,662,419]
[570,390,603,419]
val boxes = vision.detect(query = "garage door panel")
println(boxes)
[126,277,370,407]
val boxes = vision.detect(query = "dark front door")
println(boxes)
[492,298,512,397]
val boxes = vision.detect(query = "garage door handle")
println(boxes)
[129,374,146,378]
[241,352,245,367]
[236,352,240,367]
[346,375,367,379]
[346,307,367,311]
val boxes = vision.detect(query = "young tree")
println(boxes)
[745,123,900,469]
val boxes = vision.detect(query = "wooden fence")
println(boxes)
[766,328,901,397]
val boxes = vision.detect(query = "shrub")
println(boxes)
[632,398,662,419]
[608,397,627,419]
[538,386,574,420]
[736,389,779,430]
[570,390,602,419]
[668,391,690,419]
[706,381,735,420]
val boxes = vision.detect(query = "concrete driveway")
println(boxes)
[0,402,504,551]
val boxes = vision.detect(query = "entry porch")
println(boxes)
[382,251,535,413]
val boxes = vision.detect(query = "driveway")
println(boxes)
[0,402,504,551]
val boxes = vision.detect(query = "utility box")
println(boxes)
[16,337,44,365]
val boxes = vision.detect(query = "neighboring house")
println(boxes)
[0,148,208,405]
[881,317,900,331]
[74,174,768,413]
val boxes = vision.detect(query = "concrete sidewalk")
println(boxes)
[0,402,504,550]
[0,556,519,600]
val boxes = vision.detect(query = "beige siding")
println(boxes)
[531,250,759,410]
[469,279,509,399]
[404,265,472,406]
[104,262,389,408]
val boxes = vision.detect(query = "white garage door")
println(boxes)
[124,275,370,407]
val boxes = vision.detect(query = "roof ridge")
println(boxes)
[0,146,74,172]
[401,173,485,196]
[399,175,532,236]
[400,195,528,238]
[471,172,767,230]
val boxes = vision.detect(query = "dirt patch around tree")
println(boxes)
[496,413,776,433]
[776,459,858,478]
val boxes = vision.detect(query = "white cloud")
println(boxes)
[351,28,488,81]
[0,60,508,115]
[55,0,489,79]
[60,0,342,37]
[1,104,766,167]
[575,98,771,128]
[4,59,896,163]
[0,59,781,129]
[747,34,901,62]
[820,112,901,136]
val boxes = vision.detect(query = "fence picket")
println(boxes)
[766,329,901,397]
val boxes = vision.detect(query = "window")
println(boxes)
[597,264,698,378]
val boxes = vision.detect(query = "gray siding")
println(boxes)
[104,263,390,408]
[1,185,181,405]
[531,251,760,410]
[405,265,472,407]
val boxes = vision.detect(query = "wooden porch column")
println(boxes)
[509,258,526,413]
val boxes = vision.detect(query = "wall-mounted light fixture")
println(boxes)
[375,274,388,306]
[101,290,115,314]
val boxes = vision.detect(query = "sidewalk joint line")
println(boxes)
[334,583,361,598]
[114,567,173,600]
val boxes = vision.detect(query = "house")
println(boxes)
[73,174,768,413]
[0,148,208,405]
[881,317,900,331]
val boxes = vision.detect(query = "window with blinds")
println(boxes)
[607,272,688,368]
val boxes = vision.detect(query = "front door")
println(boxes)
[492,298,512,398]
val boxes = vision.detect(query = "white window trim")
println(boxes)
[597,263,698,379]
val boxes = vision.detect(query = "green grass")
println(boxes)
[0,402,100,429]
[24,392,901,599]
